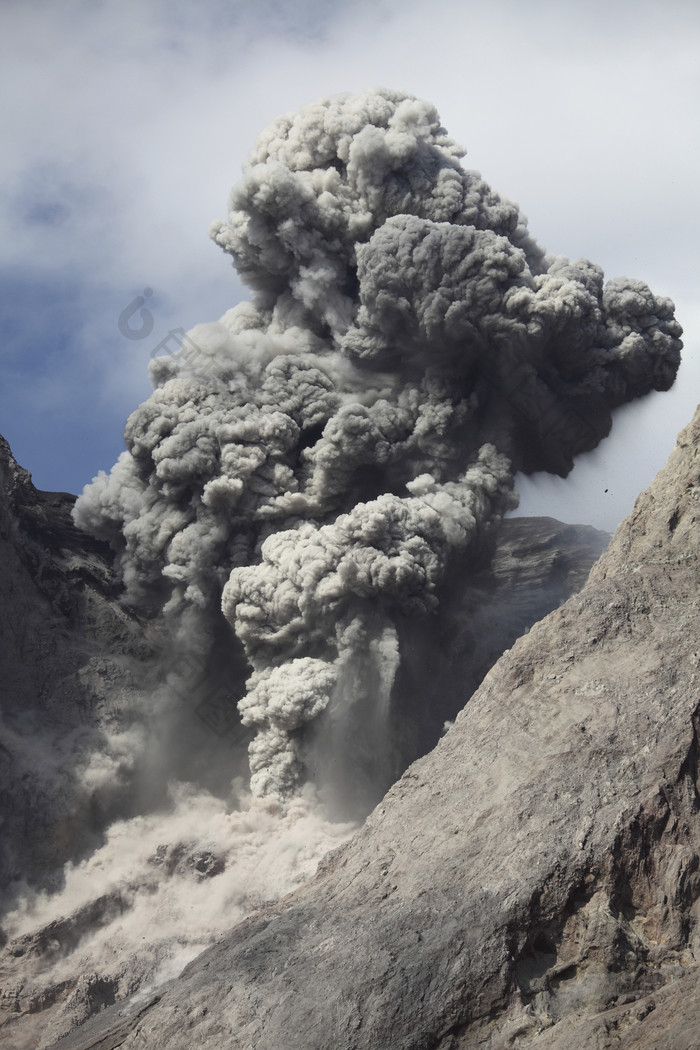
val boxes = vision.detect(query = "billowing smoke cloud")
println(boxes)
[74,87,682,802]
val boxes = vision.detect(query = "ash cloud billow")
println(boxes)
[75,87,682,804]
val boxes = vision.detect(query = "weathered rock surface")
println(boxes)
[0,435,155,898]
[0,432,612,1050]
[392,514,611,776]
[75,404,700,1050]
[327,515,611,816]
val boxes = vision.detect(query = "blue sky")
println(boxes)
[1,0,698,531]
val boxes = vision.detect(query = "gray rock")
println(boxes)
[0,431,612,1050]
[390,514,610,782]
[88,403,700,1050]
[0,434,155,898]
[318,514,610,818]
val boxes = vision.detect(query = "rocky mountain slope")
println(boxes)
[0,434,610,1050]
[55,404,699,1050]
[0,435,155,896]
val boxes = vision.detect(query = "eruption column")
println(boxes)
[75,88,682,803]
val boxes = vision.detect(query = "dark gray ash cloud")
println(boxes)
[74,87,682,800]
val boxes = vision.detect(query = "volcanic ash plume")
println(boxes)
[74,88,682,803]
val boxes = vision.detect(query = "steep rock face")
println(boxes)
[95,404,700,1050]
[399,514,611,739]
[0,435,154,895]
[342,515,611,810]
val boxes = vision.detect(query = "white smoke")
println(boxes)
[3,781,353,1048]
[73,87,681,803]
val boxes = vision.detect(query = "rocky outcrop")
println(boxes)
[0,435,156,898]
[76,405,700,1050]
